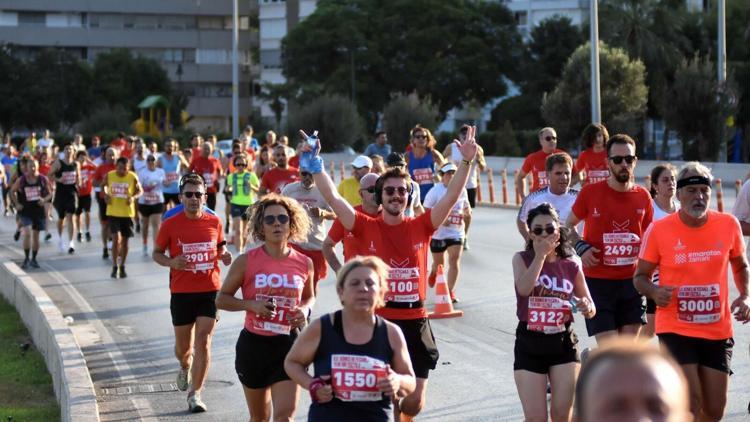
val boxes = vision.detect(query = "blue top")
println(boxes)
[363,143,391,158]
[1,155,18,182]
[88,146,103,159]
[160,154,181,194]
[407,150,435,203]
[162,204,216,221]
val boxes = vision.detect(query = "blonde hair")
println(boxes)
[248,194,310,243]
[336,256,390,309]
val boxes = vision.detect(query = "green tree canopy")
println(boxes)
[382,94,440,151]
[287,94,363,150]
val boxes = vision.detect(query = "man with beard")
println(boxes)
[259,144,299,195]
[566,134,653,343]
[302,127,478,422]
[634,162,750,421]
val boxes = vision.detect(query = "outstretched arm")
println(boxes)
[430,126,478,228]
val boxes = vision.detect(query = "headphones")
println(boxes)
[373,175,412,206]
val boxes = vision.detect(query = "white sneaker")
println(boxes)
[176,366,191,391]
[58,238,66,253]
[143,245,149,257]
[187,392,206,413]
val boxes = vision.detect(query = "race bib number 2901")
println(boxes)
[181,241,216,272]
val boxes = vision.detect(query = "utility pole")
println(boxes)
[590,0,601,124]
[718,0,727,162]
[231,0,240,138]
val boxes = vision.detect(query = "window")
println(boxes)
[18,12,45,26]
[514,11,527,27]
[197,16,223,29]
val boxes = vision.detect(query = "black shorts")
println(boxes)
[20,213,46,231]
[108,216,134,238]
[97,195,108,221]
[206,192,217,211]
[235,328,297,389]
[54,195,78,218]
[170,291,218,326]
[646,298,657,314]
[389,317,439,378]
[76,195,91,215]
[466,187,477,208]
[164,193,180,206]
[513,322,579,374]
[659,333,734,374]
[138,203,164,217]
[584,277,645,336]
[230,204,250,220]
[430,237,464,253]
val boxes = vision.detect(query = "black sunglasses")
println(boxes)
[183,191,205,199]
[235,162,247,167]
[531,226,556,236]
[383,186,408,196]
[544,136,557,142]
[360,187,376,194]
[413,134,426,139]
[609,155,636,165]
[263,214,290,225]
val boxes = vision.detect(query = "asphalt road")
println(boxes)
[1,190,749,421]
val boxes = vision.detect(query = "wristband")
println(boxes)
[575,240,593,256]
[217,240,227,248]
[308,377,327,403]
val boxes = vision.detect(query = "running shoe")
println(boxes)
[85,232,92,242]
[428,272,437,288]
[119,266,127,279]
[58,238,66,253]
[187,392,206,413]
[77,232,82,242]
[13,230,20,241]
[21,259,29,269]
[44,232,52,242]
[68,247,75,255]
[143,245,149,257]
[450,291,459,304]
[30,259,40,269]
[176,366,191,391]
[135,223,140,234]
[463,239,470,251]
[103,248,109,259]
[110,266,118,279]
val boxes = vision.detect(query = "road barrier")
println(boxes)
[502,169,509,205]
[487,168,496,204]
[716,178,724,212]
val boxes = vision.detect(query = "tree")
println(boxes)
[0,46,25,133]
[541,42,648,150]
[287,95,363,150]
[282,0,523,130]
[381,94,440,152]
[258,82,292,132]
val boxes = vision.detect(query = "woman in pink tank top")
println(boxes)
[217,193,315,421]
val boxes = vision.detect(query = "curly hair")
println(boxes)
[247,193,311,243]
[524,203,573,259]
[580,123,610,149]
[410,125,437,150]
[336,256,390,309]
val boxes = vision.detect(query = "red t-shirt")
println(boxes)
[79,163,97,196]
[190,156,222,193]
[571,181,653,279]
[260,167,300,194]
[351,210,435,320]
[155,211,225,294]
[110,139,127,153]
[521,148,564,192]
[327,205,379,261]
[93,162,116,199]
[574,148,609,185]
[38,162,52,176]
[640,211,744,340]
[288,155,300,169]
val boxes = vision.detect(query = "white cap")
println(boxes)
[351,155,373,169]
[440,162,458,173]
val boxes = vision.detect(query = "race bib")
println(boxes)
[445,210,463,227]
[386,267,420,303]
[587,169,609,184]
[252,294,295,335]
[24,186,41,202]
[331,354,387,402]
[111,182,129,199]
[527,296,571,334]
[602,232,640,266]
[536,170,548,188]
[61,170,76,185]
[165,172,179,184]
[677,284,721,324]
[412,168,433,185]
[181,241,216,273]
[202,172,214,186]
[143,190,161,204]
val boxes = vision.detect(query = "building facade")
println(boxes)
[0,0,259,132]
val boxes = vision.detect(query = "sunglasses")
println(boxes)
[360,186,376,194]
[235,162,247,167]
[544,136,557,142]
[383,186,408,196]
[609,155,636,165]
[531,226,556,236]
[413,134,426,139]
[263,214,290,225]
[182,191,205,199]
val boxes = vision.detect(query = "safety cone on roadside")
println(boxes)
[429,265,463,319]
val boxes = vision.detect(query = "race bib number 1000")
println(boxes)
[677,284,721,324]
[331,354,387,402]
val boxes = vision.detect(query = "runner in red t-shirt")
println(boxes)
[516,127,564,199]
[93,148,118,259]
[322,173,380,273]
[109,133,128,156]
[153,173,232,413]
[303,127,479,421]
[260,144,299,195]
[573,123,610,187]
[75,150,97,243]
[566,134,653,344]
[189,142,223,211]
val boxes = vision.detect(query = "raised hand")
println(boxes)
[454,125,478,162]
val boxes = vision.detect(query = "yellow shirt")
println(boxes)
[106,171,138,217]
[337,177,361,206]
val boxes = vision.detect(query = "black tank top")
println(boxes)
[309,310,393,422]
[54,159,77,190]
[18,175,47,217]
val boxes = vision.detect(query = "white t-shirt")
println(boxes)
[38,137,54,149]
[652,198,679,221]
[450,143,479,189]
[423,183,469,240]
[132,156,148,174]
[518,187,579,225]
[137,167,166,205]
[281,182,332,250]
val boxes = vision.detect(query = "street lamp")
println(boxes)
[337,46,367,107]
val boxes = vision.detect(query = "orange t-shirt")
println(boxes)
[327,205,379,261]
[521,148,565,192]
[351,210,435,320]
[639,211,744,339]
[260,167,300,194]
[155,211,224,293]
[574,148,609,185]
[571,181,653,279]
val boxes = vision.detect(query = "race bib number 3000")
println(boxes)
[181,241,216,273]
[331,354,386,402]
[602,232,640,266]
[677,284,721,324]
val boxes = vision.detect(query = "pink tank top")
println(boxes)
[242,245,310,336]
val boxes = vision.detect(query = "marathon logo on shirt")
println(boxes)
[254,273,305,289]
[674,249,722,264]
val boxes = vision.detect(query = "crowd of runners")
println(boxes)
[1,122,749,421]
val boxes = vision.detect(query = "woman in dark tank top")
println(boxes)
[285,257,416,422]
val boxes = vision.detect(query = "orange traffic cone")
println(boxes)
[429,265,463,319]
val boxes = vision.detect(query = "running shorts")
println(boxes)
[513,321,579,374]
[97,196,108,221]
[230,204,250,220]
[76,195,92,215]
[54,195,77,218]
[430,238,464,253]
[206,192,217,211]
[170,291,218,326]
[138,203,164,217]
[108,216,134,238]
[466,187,477,208]
[584,277,645,336]
[235,328,298,389]
[389,317,439,379]
[163,193,180,207]
[659,333,734,374]
[20,214,46,231]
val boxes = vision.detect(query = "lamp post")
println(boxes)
[590,0,601,124]
[231,0,240,138]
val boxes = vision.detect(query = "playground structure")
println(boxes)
[133,95,171,138]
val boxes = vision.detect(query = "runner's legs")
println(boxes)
[190,316,216,394]
[513,369,548,422]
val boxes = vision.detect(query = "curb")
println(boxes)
[0,262,99,422]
